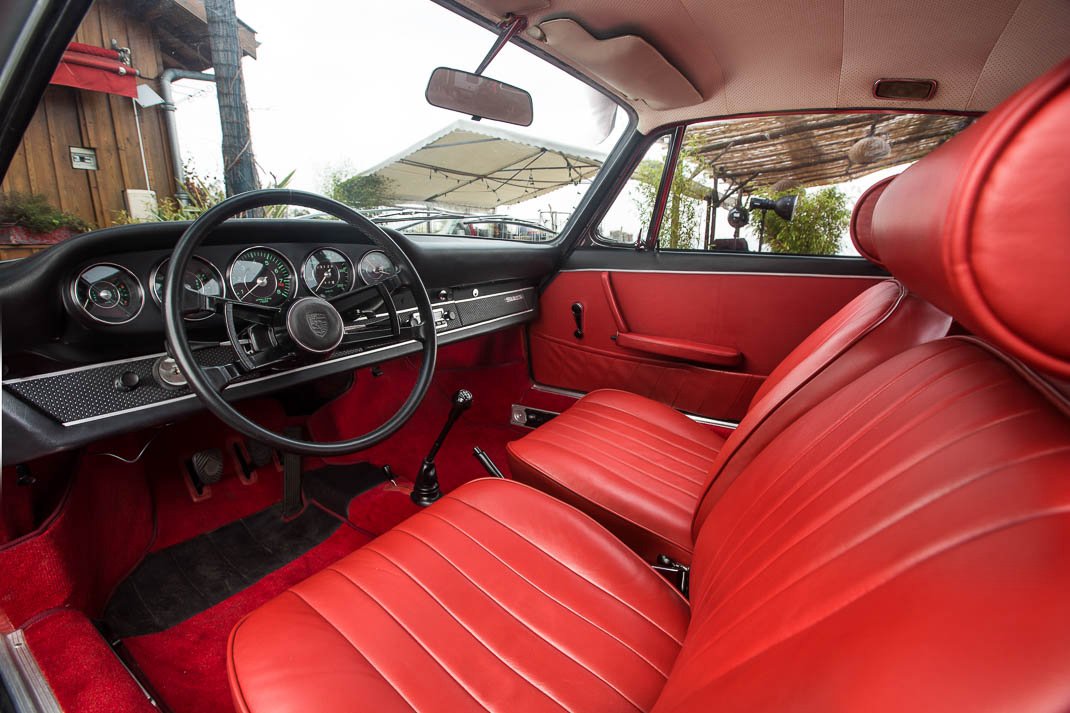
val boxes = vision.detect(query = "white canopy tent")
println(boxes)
[361,120,608,210]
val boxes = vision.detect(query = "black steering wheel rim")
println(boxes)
[164,189,438,456]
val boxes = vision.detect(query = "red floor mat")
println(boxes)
[122,524,369,713]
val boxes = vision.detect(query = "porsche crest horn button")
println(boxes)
[286,297,344,354]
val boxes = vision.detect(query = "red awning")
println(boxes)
[50,42,139,98]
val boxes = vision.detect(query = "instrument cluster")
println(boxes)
[68,245,399,326]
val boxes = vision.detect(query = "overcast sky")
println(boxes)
[172,0,898,253]
[175,0,621,199]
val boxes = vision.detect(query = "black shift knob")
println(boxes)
[452,389,474,411]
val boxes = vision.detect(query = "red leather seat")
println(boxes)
[229,479,690,712]
[506,389,725,563]
[229,57,1070,712]
[509,194,950,562]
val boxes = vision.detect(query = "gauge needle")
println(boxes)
[316,273,329,291]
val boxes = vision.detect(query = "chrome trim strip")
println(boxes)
[57,309,534,427]
[559,268,883,280]
[0,630,63,713]
[530,383,738,429]
[453,287,532,303]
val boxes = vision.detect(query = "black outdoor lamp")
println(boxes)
[749,194,798,221]
[748,194,798,251]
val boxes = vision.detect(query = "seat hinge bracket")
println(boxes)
[653,554,690,597]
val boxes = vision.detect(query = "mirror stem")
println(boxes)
[473,15,527,77]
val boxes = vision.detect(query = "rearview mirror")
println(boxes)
[425,67,533,127]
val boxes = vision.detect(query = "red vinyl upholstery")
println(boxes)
[229,57,1070,713]
[228,479,690,712]
[848,175,894,267]
[510,279,950,562]
[507,389,725,563]
[873,56,1070,379]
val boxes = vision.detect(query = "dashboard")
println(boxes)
[1,219,558,465]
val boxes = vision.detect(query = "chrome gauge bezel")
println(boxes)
[356,249,399,286]
[301,246,355,298]
[226,246,299,307]
[69,262,145,326]
[149,255,225,321]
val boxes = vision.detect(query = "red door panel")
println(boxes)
[530,269,883,421]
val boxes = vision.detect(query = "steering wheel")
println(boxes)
[163,189,438,456]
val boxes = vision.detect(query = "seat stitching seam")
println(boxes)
[285,590,419,712]
[330,558,565,712]
[707,348,987,572]
[554,412,718,474]
[543,420,711,484]
[525,429,706,497]
[697,446,1070,655]
[708,374,1019,597]
[690,509,1070,685]
[572,402,721,460]
[316,568,494,712]
[708,404,1041,613]
[447,498,686,644]
[369,537,647,710]
[418,511,675,678]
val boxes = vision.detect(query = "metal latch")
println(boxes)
[653,554,690,597]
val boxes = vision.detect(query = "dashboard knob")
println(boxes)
[114,371,140,392]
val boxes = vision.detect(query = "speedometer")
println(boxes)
[228,247,297,307]
[151,256,224,320]
[302,248,353,298]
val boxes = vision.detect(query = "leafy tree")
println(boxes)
[753,186,849,255]
[632,153,708,250]
[326,172,396,210]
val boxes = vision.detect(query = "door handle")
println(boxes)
[571,302,584,339]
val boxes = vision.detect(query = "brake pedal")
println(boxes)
[233,439,275,484]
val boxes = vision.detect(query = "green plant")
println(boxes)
[114,165,295,224]
[631,151,709,250]
[0,192,94,233]
[752,186,849,256]
[324,169,396,210]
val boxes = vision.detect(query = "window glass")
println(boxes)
[0,0,628,260]
[609,113,973,256]
[595,135,672,247]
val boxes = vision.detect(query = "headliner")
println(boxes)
[453,0,1070,132]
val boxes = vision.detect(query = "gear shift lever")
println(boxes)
[411,389,473,506]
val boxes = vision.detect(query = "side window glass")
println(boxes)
[641,114,971,255]
[595,135,671,247]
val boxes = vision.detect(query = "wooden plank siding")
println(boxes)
[0,0,179,229]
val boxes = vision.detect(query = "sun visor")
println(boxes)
[466,0,549,17]
[537,18,702,111]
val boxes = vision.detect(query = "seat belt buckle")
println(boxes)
[653,554,690,597]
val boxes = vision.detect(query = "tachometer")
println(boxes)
[70,263,144,325]
[151,256,224,320]
[302,248,354,298]
[228,247,297,306]
[357,250,399,286]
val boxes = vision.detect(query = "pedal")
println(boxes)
[185,448,224,501]
[233,439,274,484]
[510,405,558,429]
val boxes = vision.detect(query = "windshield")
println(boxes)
[0,0,627,258]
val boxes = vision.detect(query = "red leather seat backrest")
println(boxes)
[691,282,949,535]
[849,175,894,267]
[660,56,1070,711]
[658,339,1070,712]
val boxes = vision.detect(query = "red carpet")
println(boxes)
[122,524,370,713]
[25,608,156,713]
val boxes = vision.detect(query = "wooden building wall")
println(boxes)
[0,0,179,229]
